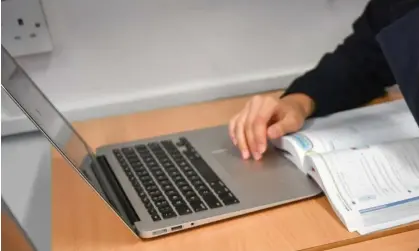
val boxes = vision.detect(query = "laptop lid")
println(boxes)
[1,46,138,233]
[1,198,37,251]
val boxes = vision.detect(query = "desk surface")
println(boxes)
[326,229,419,251]
[52,90,417,251]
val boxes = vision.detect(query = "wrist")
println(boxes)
[281,93,315,118]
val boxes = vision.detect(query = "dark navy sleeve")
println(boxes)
[281,0,419,117]
[376,7,419,126]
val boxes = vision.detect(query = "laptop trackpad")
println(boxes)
[212,145,285,177]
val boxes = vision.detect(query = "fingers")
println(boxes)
[228,114,239,145]
[245,97,263,159]
[267,113,301,139]
[229,94,306,161]
[235,107,250,159]
[252,97,279,154]
[229,95,277,160]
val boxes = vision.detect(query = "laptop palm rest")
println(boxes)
[212,144,300,178]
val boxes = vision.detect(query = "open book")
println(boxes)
[272,99,419,235]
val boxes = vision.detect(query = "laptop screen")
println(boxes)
[1,46,134,230]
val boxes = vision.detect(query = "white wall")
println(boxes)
[2,0,369,135]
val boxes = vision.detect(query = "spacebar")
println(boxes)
[183,152,219,183]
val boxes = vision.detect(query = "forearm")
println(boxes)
[283,47,393,117]
[282,0,401,117]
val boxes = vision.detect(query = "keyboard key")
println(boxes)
[196,185,207,192]
[187,195,200,202]
[162,184,174,191]
[175,205,192,215]
[145,185,158,191]
[149,164,160,170]
[184,156,219,183]
[192,180,204,186]
[200,189,211,196]
[168,170,180,177]
[145,202,154,210]
[219,192,240,205]
[155,200,169,208]
[154,170,164,176]
[202,194,222,208]
[142,180,154,186]
[139,176,151,182]
[162,211,176,219]
[166,190,177,197]
[173,199,186,207]
[136,170,148,177]
[142,195,150,204]
[152,195,165,202]
[176,180,188,187]
[169,194,181,201]
[172,176,183,182]
[158,205,176,219]
[149,190,162,197]
[159,206,173,214]
[133,165,145,172]
[137,189,146,198]
[180,185,192,192]
[184,190,196,198]
[191,202,207,212]
[160,180,171,186]
[128,175,136,183]
[212,185,229,195]
[163,162,175,169]
[151,213,161,221]
[156,175,167,182]
[185,170,195,176]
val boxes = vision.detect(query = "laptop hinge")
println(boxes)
[93,155,140,233]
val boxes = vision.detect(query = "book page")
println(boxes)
[273,100,419,172]
[310,138,419,233]
[300,111,418,153]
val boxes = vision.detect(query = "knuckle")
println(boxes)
[251,95,262,104]
[254,114,267,125]
[265,95,277,105]
[253,95,262,101]
[288,115,301,127]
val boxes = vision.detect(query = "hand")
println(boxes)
[228,93,314,160]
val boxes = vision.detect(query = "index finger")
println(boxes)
[252,98,279,153]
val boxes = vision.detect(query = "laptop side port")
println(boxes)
[171,225,183,231]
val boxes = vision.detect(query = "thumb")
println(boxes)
[267,115,300,139]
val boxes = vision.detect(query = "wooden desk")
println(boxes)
[325,229,419,251]
[52,90,417,251]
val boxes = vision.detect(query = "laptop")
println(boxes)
[1,46,322,238]
[1,198,38,251]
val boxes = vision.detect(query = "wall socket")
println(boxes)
[2,0,53,57]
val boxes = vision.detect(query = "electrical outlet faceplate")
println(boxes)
[1,0,53,56]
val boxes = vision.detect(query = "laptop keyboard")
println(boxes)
[112,137,239,221]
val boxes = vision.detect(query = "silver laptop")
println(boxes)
[2,198,38,251]
[1,46,321,238]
